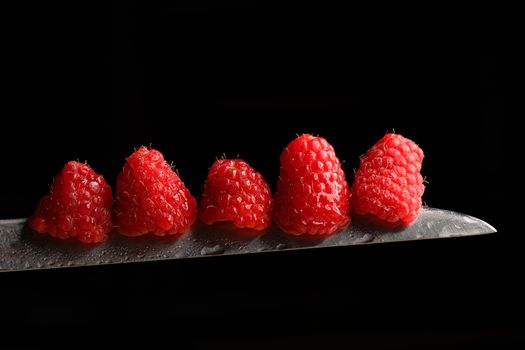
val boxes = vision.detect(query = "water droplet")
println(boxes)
[162,254,168,258]
[357,233,375,244]
[124,256,130,261]
[66,261,74,266]
[200,245,225,256]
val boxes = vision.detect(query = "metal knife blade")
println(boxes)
[0,207,496,273]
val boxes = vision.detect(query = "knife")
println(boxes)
[0,207,495,273]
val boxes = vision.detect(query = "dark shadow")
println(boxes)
[351,214,407,234]
[108,228,184,249]
[191,221,265,241]
[19,223,186,263]
[258,224,331,250]
[20,223,99,255]
[196,221,266,240]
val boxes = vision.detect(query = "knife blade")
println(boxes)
[0,207,496,273]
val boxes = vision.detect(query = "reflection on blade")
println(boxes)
[0,208,496,272]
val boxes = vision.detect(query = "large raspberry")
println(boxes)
[29,161,113,243]
[114,147,197,236]
[351,133,425,226]
[274,134,351,235]
[199,159,273,230]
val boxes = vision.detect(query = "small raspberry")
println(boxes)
[28,161,113,244]
[351,133,425,227]
[199,159,273,230]
[274,134,351,235]
[114,147,197,236]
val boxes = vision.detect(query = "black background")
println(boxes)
[1,2,518,349]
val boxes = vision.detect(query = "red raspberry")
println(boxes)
[28,161,113,244]
[351,133,425,227]
[114,147,197,236]
[274,134,351,235]
[199,159,273,230]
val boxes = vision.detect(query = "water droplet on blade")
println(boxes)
[357,233,375,244]
[276,243,288,250]
[200,245,225,256]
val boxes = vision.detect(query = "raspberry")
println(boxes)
[351,133,425,227]
[274,134,351,235]
[199,159,273,230]
[28,161,113,244]
[114,147,197,236]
